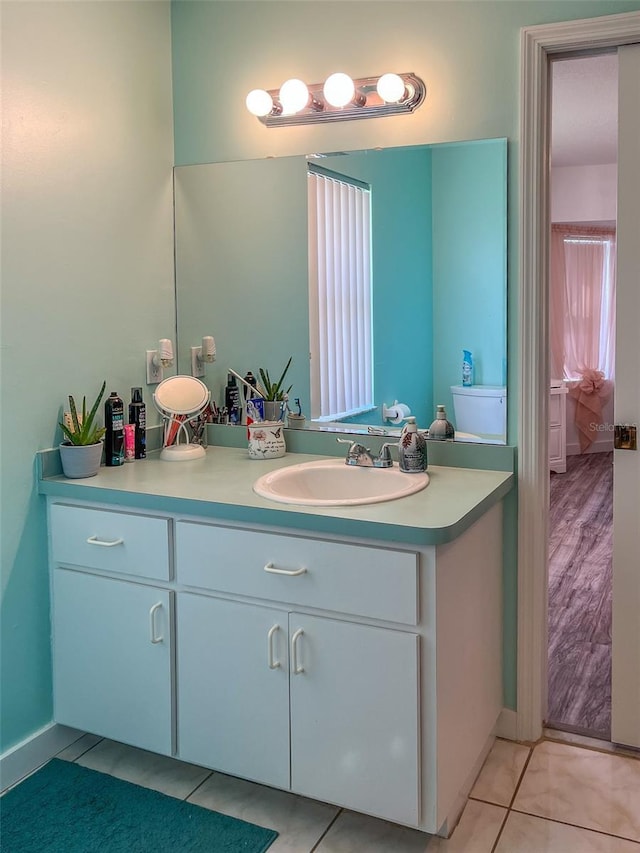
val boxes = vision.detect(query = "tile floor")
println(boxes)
[55,734,640,852]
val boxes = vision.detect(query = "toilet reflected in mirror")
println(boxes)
[450,385,507,444]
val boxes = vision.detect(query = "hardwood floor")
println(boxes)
[546,451,613,740]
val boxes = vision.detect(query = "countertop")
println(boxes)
[38,446,513,546]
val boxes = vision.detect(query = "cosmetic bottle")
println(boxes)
[398,416,427,473]
[123,423,135,462]
[129,387,146,459]
[462,350,473,387]
[428,405,455,440]
[104,391,125,466]
[243,371,258,400]
[225,374,241,425]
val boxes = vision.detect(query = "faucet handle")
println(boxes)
[377,442,398,467]
[336,437,370,463]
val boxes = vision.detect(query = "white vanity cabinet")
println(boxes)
[175,521,420,824]
[44,469,506,837]
[176,590,420,825]
[49,503,173,755]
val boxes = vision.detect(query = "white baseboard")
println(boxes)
[567,439,613,456]
[495,708,518,741]
[0,722,83,792]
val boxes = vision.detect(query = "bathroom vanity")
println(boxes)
[39,447,512,837]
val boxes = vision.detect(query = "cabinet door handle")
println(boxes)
[149,602,163,644]
[263,562,307,577]
[291,627,304,674]
[267,624,281,669]
[87,535,124,547]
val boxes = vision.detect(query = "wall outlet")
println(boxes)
[191,346,205,378]
[146,350,163,385]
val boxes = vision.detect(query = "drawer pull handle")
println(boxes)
[87,536,124,548]
[267,624,281,669]
[291,628,304,674]
[264,562,307,577]
[149,602,163,644]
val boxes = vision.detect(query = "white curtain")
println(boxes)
[549,224,616,381]
[308,168,373,420]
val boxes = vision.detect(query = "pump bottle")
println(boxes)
[398,416,427,473]
[428,405,455,440]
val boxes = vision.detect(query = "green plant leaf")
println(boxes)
[259,358,292,401]
[60,380,107,445]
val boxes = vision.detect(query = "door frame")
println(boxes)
[517,10,640,743]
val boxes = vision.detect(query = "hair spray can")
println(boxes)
[129,387,146,459]
[104,391,125,466]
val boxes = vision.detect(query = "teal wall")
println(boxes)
[321,146,434,428]
[174,156,310,412]
[432,139,508,419]
[1,1,175,753]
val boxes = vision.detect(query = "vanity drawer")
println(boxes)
[176,521,418,625]
[50,503,171,581]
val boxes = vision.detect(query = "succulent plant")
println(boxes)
[259,357,293,401]
[59,380,107,446]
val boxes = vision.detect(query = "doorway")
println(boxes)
[517,12,640,748]
[546,54,617,741]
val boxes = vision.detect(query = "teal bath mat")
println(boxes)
[1,758,278,852]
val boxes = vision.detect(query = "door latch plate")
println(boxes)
[614,424,637,450]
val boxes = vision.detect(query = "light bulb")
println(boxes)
[246,89,274,117]
[323,72,355,108]
[376,73,407,103]
[279,78,309,114]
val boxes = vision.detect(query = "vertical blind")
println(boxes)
[308,166,373,420]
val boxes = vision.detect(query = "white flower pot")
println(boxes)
[59,441,103,479]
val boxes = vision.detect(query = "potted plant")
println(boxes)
[259,357,293,421]
[58,381,107,478]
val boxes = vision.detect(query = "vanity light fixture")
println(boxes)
[146,338,174,385]
[191,335,216,378]
[246,72,426,127]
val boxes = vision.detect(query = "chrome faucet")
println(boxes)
[336,438,398,468]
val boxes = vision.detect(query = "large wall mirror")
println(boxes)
[174,138,507,444]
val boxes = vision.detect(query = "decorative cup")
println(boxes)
[247,421,286,459]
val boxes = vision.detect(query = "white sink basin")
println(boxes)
[253,458,430,506]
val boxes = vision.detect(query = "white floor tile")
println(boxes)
[496,811,640,852]
[513,740,640,841]
[187,771,339,852]
[315,800,506,853]
[470,738,531,806]
[314,810,429,852]
[425,800,507,852]
[56,733,102,762]
[75,738,211,799]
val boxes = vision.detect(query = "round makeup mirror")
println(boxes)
[153,375,210,461]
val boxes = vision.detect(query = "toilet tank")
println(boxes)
[450,385,507,437]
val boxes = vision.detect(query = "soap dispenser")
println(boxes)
[398,416,427,473]
[428,405,455,441]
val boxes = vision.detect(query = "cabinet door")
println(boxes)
[52,569,172,755]
[177,593,290,789]
[290,613,420,826]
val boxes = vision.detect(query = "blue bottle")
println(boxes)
[462,350,473,387]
